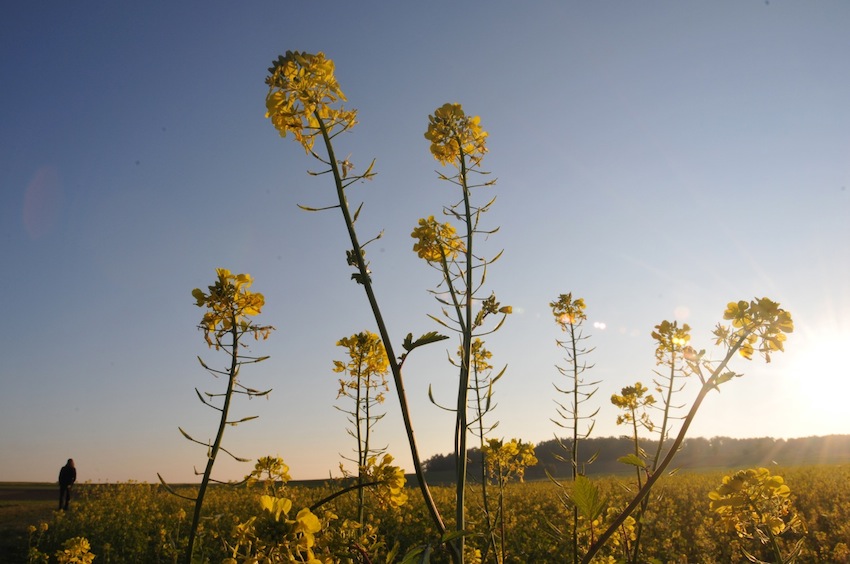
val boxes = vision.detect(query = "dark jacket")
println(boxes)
[59,464,76,486]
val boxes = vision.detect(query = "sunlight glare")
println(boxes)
[788,330,850,429]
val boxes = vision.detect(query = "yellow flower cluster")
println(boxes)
[265,51,357,153]
[410,215,465,262]
[333,332,389,377]
[333,331,389,402]
[651,319,691,362]
[265,498,324,562]
[56,536,95,564]
[611,382,656,429]
[367,453,409,509]
[465,338,493,372]
[191,268,270,348]
[709,467,804,543]
[714,297,794,362]
[247,456,292,495]
[550,293,587,327]
[482,438,538,483]
[424,103,488,166]
[577,508,637,554]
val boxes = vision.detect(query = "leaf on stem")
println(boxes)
[402,331,450,352]
[618,454,647,468]
[572,474,605,521]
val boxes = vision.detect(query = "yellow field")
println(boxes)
[8,465,850,563]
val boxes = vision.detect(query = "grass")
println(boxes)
[0,483,62,562]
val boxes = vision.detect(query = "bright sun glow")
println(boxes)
[788,330,850,430]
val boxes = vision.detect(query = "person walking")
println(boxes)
[58,458,76,510]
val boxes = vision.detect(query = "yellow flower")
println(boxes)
[334,331,389,377]
[424,103,488,166]
[709,467,803,548]
[465,338,493,372]
[411,216,465,262]
[265,51,357,152]
[651,320,691,362]
[192,269,271,348]
[55,536,95,564]
[550,293,587,328]
[718,297,793,362]
[482,438,538,482]
[368,454,409,508]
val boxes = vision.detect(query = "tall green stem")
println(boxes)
[314,114,451,555]
[570,321,581,564]
[454,153,474,559]
[357,361,366,526]
[632,352,679,561]
[185,321,239,564]
[581,334,748,564]
[474,368,498,563]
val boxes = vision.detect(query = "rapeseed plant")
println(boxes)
[266,52,450,556]
[160,269,273,564]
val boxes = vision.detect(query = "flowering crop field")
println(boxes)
[7,464,850,563]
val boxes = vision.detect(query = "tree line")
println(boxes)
[422,434,850,482]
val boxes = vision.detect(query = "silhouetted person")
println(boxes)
[58,458,76,510]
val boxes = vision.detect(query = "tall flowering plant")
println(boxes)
[265,50,453,557]
[160,269,273,564]
[414,102,511,557]
[581,297,793,563]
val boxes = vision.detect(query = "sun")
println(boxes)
[786,329,850,432]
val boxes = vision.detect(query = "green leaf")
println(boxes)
[425,314,453,329]
[399,545,431,564]
[440,529,467,544]
[618,453,647,468]
[227,415,259,426]
[402,331,450,352]
[157,473,196,501]
[715,371,741,386]
[572,475,605,521]
[352,202,364,223]
[350,272,371,285]
[296,203,340,212]
[385,541,401,564]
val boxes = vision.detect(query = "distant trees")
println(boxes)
[422,435,850,481]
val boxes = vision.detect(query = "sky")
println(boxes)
[2,1,849,484]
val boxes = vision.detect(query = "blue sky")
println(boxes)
[2,2,848,483]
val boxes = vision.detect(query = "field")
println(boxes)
[3,465,850,563]
[0,484,58,561]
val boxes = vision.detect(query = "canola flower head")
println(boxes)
[411,215,466,262]
[368,454,409,508]
[464,338,493,372]
[709,467,803,543]
[482,438,538,482]
[192,268,271,348]
[265,50,357,153]
[56,536,95,564]
[716,297,793,362]
[652,319,692,365]
[333,331,390,404]
[424,102,488,166]
[550,293,587,328]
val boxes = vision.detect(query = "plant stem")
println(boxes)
[454,153,474,560]
[314,114,453,558]
[185,321,239,564]
[581,334,748,564]
[567,320,580,564]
